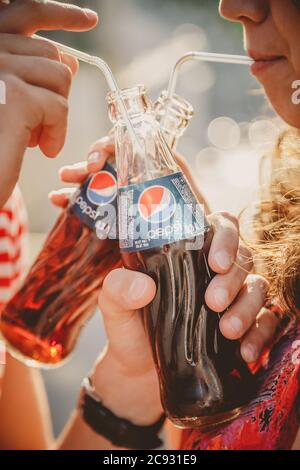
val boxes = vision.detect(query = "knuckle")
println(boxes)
[264,314,278,330]
[248,274,269,293]
[237,244,253,268]
[260,309,280,329]
[60,63,73,83]
[88,135,114,154]
[244,276,269,312]
[41,42,61,61]
[58,63,72,94]
[56,95,69,116]
[4,74,25,97]
[209,211,239,234]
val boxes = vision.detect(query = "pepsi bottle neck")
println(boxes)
[154,91,194,151]
[107,85,151,124]
[107,86,180,188]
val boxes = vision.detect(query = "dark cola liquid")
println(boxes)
[0,209,121,366]
[122,228,256,429]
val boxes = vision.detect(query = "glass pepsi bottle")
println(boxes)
[0,90,193,368]
[108,85,256,429]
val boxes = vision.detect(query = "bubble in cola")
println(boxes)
[0,164,121,366]
[108,85,257,429]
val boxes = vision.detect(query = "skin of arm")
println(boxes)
[0,0,98,450]
[0,354,53,450]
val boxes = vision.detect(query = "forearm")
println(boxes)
[0,354,53,450]
[57,351,162,450]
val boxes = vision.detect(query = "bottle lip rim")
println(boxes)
[106,84,146,104]
[159,90,194,111]
[156,90,194,119]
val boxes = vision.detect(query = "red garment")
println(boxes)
[180,322,300,450]
[0,186,28,311]
[0,186,28,371]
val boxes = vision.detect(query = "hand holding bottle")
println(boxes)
[51,136,279,366]
[0,1,98,207]
[75,210,274,427]
[48,120,282,428]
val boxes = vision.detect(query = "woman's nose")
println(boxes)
[219,0,269,24]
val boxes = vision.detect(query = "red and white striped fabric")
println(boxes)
[0,185,28,375]
[0,185,29,311]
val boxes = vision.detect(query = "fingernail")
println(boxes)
[227,316,243,335]
[128,277,148,302]
[49,188,75,197]
[59,162,87,177]
[242,343,258,363]
[88,151,101,164]
[213,287,229,310]
[83,8,98,19]
[214,250,232,271]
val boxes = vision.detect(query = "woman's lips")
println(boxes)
[249,54,286,76]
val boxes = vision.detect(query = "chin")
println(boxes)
[264,86,300,129]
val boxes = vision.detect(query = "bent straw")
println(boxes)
[33,34,143,153]
[166,51,254,100]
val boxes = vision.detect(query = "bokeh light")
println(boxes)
[248,119,279,150]
[195,147,221,173]
[207,117,241,150]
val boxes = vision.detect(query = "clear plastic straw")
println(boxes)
[33,34,143,153]
[166,51,254,100]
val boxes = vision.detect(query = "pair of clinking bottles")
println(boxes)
[0,85,255,429]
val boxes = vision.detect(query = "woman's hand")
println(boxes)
[88,211,276,426]
[51,137,280,425]
[0,1,98,207]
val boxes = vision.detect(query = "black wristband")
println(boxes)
[78,377,165,449]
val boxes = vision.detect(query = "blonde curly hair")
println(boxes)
[250,127,300,315]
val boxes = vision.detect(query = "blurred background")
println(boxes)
[18,0,282,436]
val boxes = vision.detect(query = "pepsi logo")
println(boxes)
[87,171,117,206]
[138,185,176,224]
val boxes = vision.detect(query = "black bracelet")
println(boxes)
[78,377,165,449]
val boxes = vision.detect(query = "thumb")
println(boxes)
[98,268,156,373]
[99,268,156,326]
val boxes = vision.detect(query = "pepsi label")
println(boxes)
[71,163,118,239]
[119,172,209,252]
